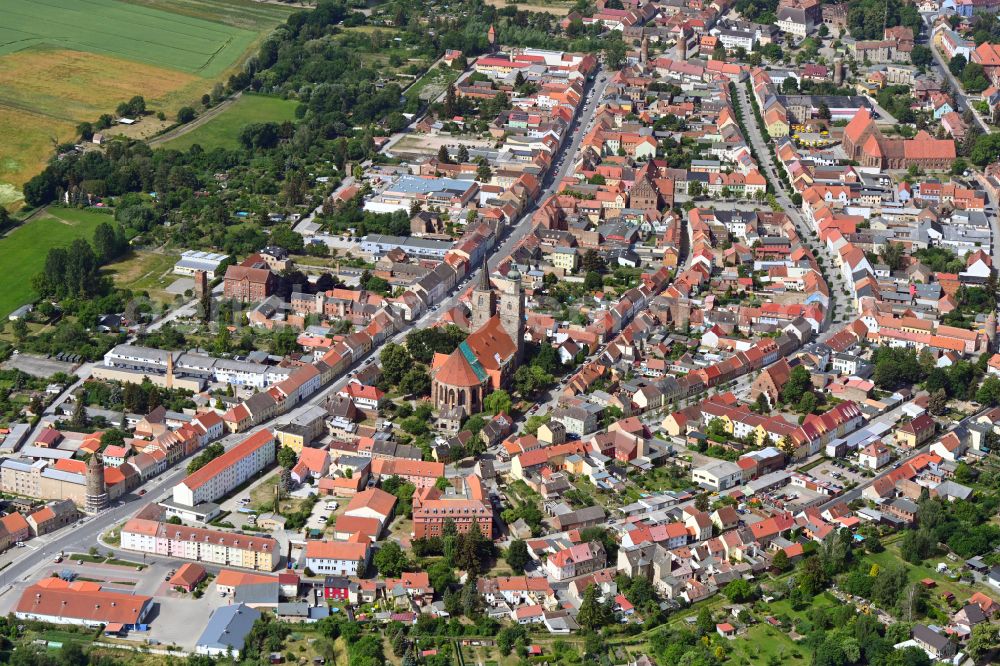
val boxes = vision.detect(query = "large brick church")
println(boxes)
[430,268,525,414]
[841,108,955,171]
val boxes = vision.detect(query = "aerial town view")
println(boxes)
[3,0,1000,665]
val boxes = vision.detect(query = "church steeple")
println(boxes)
[470,269,497,332]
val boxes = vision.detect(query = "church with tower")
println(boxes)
[431,268,525,414]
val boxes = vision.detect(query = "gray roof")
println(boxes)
[233,582,279,606]
[197,604,262,653]
[912,623,950,651]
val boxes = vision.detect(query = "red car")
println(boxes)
[138,489,146,496]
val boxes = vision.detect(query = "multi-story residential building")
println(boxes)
[173,430,276,507]
[121,518,280,571]
[412,474,493,539]
[370,458,445,489]
[895,413,936,448]
[858,442,891,470]
[545,541,607,581]
[303,539,371,576]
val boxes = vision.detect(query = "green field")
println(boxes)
[0,208,109,316]
[0,0,257,77]
[162,94,300,150]
[0,0,294,204]
[120,0,300,31]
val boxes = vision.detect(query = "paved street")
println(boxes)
[0,67,613,600]
[733,82,856,335]
[818,404,984,511]
[925,15,992,134]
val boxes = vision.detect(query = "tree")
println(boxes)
[928,388,949,415]
[457,145,469,162]
[12,318,28,341]
[399,366,431,397]
[797,391,818,414]
[277,446,297,469]
[427,560,456,592]
[967,621,998,661]
[949,54,968,77]
[437,145,452,164]
[880,241,906,272]
[577,584,613,630]
[380,343,411,387]
[695,605,714,636]
[373,541,408,577]
[781,365,812,404]
[483,389,512,416]
[70,399,87,428]
[910,45,932,67]
[798,555,828,596]
[584,271,604,290]
[900,528,936,563]
[963,62,990,93]
[497,625,526,655]
[581,249,606,274]
[476,161,491,182]
[101,429,127,449]
[978,375,1000,406]
[723,578,756,602]
[772,549,790,573]
[506,539,530,574]
[818,102,831,120]
[604,38,627,70]
[177,106,196,123]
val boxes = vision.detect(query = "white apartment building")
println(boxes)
[303,541,370,576]
[173,430,276,507]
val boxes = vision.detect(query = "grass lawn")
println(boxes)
[864,538,994,610]
[728,622,809,665]
[104,249,181,303]
[0,207,109,316]
[407,63,461,102]
[162,94,300,151]
[250,472,306,513]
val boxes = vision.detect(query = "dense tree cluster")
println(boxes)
[848,0,920,40]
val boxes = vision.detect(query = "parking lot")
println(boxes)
[143,582,229,651]
[3,353,79,377]
[810,458,871,486]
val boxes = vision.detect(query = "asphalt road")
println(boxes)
[0,67,613,595]
[733,82,856,334]
[818,405,985,512]
[924,15,991,134]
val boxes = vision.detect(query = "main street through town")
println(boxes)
[733,82,857,337]
[0,66,613,599]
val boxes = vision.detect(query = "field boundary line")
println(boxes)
[147,91,242,146]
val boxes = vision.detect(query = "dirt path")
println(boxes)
[146,93,242,148]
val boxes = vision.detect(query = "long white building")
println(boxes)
[173,430,276,507]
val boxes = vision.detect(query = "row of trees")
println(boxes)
[32,219,128,303]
